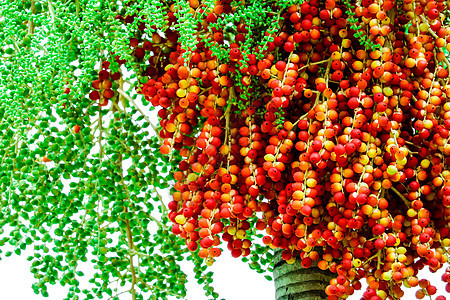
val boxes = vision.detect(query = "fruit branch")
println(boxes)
[114,83,137,300]
[108,289,132,300]
[292,92,321,126]
[389,186,410,208]
[47,0,56,30]
[11,36,20,53]
[281,51,295,84]
[117,88,162,143]
[98,104,105,157]
[128,249,154,258]
[28,0,35,35]
[224,87,234,145]
[135,275,181,299]
[364,252,380,265]
[124,210,137,300]
[412,2,420,34]
[419,15,450,70]
[152,187,168,226]
[117,172,140,300]
[297,59,330,73]
[75,0,80,16]
[377,250,382,270]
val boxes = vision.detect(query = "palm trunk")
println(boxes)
[273,249,334,300]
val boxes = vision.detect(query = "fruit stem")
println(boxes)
[297,59,330,73]
[28,1,35,34]
[419,15,450,71]
[135,275,182,298]
[324,57,332,84]
[117,88,162,143]
[377,249,382,270]
[422,67,439,123]
[113,96,137,300]
[404,140,419,148]
[292,91,321,127]
[47,0,56,30]
[412,2,420,34]
[281,51,295,84]
[152,187,168,223]
[198,86,212,96]
[75,0,79,16]
[224,87,234,145]
[125,222,137,300]
[390,186,410,208]
[98,94,105,157]
[225,87,234,170]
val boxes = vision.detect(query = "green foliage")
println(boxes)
[0,1,208,299]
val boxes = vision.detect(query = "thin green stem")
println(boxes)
[117,88,162,143]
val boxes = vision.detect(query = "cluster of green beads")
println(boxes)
[0,1,204,299]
